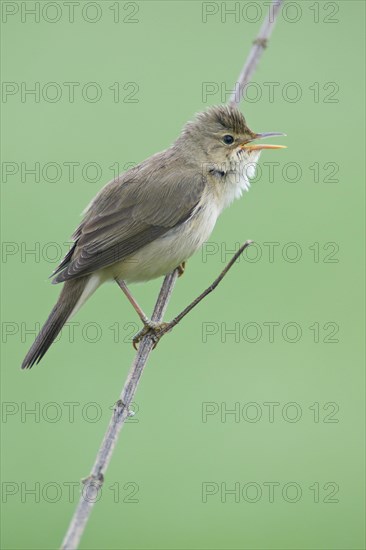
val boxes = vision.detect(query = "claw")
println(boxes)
[132,321,170,349]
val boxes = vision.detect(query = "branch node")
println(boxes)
[81,473,104,487]
[253,37,268,48]
[114,399,136,419]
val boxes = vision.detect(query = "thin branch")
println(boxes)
[60,0,283,547]
[229,0,284,106]
[61,270,179,550]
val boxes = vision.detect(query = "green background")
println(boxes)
[1,1,365,548]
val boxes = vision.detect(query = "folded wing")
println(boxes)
[52,155,205,283]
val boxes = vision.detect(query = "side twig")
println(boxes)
[157,240,253,340]
[61,0,284,547]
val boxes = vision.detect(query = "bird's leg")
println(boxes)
[115,278,168,349]
[115,278,150,325]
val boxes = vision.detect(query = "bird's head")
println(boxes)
[178,104,286,177]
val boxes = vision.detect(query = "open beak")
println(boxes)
[240,132,287,152]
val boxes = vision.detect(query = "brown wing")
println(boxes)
[52,153,205,283]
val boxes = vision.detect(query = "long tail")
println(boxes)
[21,276,90,369]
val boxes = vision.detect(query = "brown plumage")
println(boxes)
[21,104,285,369]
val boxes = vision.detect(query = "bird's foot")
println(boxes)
[132,320,170,350]
[177,261,186,277]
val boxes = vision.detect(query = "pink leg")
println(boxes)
[115,279,150,324]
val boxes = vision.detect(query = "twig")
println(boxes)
[229,0,284,106]
[158,241,253,339]
[60,0,284,547]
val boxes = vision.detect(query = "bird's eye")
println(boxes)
[222,134,234,145]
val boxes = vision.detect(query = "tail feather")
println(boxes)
[21,277,88,369]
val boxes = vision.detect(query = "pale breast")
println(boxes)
[107,200,219,283]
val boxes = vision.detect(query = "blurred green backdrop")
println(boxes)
[1,1,365,549]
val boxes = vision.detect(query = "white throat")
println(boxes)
[218,150,261,210]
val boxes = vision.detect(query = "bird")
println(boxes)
[21,104,286,369]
